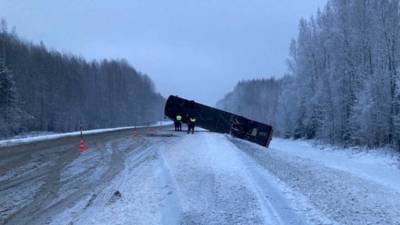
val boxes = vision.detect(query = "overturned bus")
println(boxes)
[164,95,273,148]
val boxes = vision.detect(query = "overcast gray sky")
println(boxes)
[0,0,327,105]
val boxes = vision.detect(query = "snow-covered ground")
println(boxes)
[233,137,400,225]
[272,138,400,192]
[1,129,400,225]
[51,133,285,225]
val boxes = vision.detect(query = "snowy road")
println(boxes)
[1,127,399,225]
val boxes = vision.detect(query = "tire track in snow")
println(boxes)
[156,146,183,225]
[159,132,280,225]
[230,138,337,225]
[231,137,400,225]
[64,133,182,225]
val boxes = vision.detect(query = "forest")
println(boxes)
[219,0,400,149]
[216,79,281,130]
[0,19,164,138]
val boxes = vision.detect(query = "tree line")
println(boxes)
[219,0,400,149]
[0,19,164,138]
[216,79,281,129]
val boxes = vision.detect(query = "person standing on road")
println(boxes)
[175,114,182,131]
[187,116,196,134]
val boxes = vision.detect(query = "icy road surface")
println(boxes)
[1,127,400,225]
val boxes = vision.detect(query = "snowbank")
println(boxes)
[271,138,400,192]
[0,121,172,148]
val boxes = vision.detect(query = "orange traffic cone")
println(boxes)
[79,126,86,153]
[79,136,86,152]
[133,128,138,137]
[79,138,86,153]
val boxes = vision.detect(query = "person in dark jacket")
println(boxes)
[187,117,196,134]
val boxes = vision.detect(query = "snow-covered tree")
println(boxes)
[223,0,400,150]
[0,18,165,138]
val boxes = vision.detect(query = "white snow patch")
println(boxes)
[270,138,400,192]
[160,132,283,224]
[60,144,172,225]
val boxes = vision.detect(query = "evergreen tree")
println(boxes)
[0,18,165,138]
[220,0,400,151]
[0,21,19,135]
